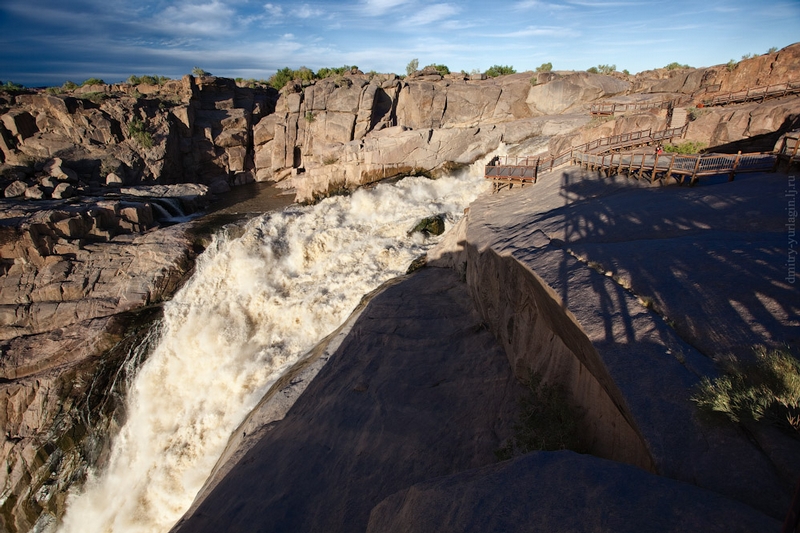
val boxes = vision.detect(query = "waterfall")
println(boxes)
[56,162,491,533]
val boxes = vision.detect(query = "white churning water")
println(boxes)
[57,161,492,533]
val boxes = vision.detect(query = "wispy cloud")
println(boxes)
[514,0,572,10]
[404,3,459,26]
[482,25,580,39]
[263,3,283,17]
[362,0,413,16]
[292,4,324,18]
[566,0,640,6]
[152,1,237,36]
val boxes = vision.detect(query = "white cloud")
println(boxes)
[514,0,571,10]
[479,25,579,39]
[404,3,459,26]
[263,3,283,17]
[293,4,324,18]
[362,0,412,16]
[154,1,237,35]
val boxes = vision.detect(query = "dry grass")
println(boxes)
[693,347,800,433]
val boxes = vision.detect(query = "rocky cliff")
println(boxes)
[1,42,800,532]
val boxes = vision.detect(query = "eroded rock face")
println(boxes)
[0,76,279,195]
[0,189,207,531]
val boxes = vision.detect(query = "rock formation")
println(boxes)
[1,41,800,532]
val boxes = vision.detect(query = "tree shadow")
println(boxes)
[549,168,799,361]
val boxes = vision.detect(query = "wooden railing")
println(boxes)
[776,133,800,165]
[486,125,688,185]
[572,150,776,185]
[702,81,800,107]
[590,100,672,115]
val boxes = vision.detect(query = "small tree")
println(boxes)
[535,62,553,73]
[485,65,516,77]
[596,64,616,74]
[406,58,419,76]
[192,67,211,77]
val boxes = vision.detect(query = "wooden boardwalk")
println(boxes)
[590,100,672,116]
[702,80,800,107]
[485,125,686,188]
[573,150,777,186]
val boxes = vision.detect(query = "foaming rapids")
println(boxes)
[57,164,491,533]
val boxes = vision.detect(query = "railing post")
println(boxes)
[690,155,702,185]
[729,151,741,181]
[651,152,660,183]
[638,153,646,179]
[665,154,676,184]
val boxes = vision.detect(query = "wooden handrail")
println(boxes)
[702,80,800,107]
[571,149,776,185]
[487,124,689,183]
[590,100,673,115]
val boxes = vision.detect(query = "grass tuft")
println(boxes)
[496,373,582,460]
[692,347,800,433]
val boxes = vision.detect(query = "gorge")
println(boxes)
[1,44,800,532]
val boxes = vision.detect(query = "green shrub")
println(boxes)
[586,66,599,74]
[596,64,616,74]
[128,75,170,86]
[304,111,315,123]
[686,107,708,121]
[81,77,105,86]
[767,46,778,54]
[496,372,582,460]
[62,80,78,91]
[127,117,153,148]
[406,58,419,76]
[535,62,553,73]
[317,66,347,79]
[485,65,516,77]
[295,66,314,83]
[622,69,630,76]
[426,63,450,75]
[663,140,706,154]
[726,59,737,72]
[693,347,800,432]
[0,80,25,93]
[741,53,753,60]
[664,62,691,70]
[192,67,211,77]
[269,67,294,90]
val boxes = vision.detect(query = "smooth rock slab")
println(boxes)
[367,451,781,533]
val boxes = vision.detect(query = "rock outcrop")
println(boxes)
[2,41,800,532]
[0,182,209,530]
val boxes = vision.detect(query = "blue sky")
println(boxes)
[1,0,798,87]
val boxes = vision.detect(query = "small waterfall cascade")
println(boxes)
[56,162,492,533]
